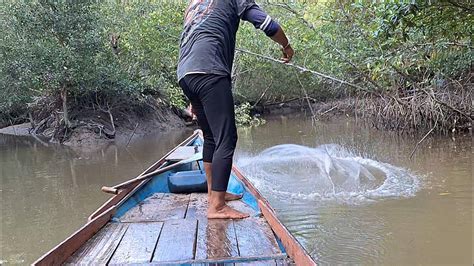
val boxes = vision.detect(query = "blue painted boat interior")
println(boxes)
[110,135,288,255]
[113,137,260,221]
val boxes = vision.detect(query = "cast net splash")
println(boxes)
[237,144,420,204]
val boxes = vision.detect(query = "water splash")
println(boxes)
[237,144,420,204]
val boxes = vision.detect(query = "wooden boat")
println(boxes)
[34,130,315,265]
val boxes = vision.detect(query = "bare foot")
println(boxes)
[208,204,250,219]
[208,192,243,202]
[225,192,243,201]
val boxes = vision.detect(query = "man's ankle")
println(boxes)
[209,191,226,209]
[209,201,226,211]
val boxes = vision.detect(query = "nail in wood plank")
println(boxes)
[109,222,163,264]
[186,193,208,219]
[65,223,128,265]
[152,219,198,262]
[195,219,239,260]
[234,218,281,257]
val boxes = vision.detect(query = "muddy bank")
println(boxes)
[64,109,185,147]
[254,92,472,134]
[0,108,185,148]
[254,97,354,118]
[0,122,32,136]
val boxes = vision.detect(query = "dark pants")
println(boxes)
[179,74,238,192]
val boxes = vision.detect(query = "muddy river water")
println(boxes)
[1,115,472,264]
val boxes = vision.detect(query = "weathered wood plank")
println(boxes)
[195,219,239,260]
[275,258,295,266]
[172,254,287,265]
[235,260,277,266]
[108,222,163,264]
[65,223,128,265]
[119,193,164,222]
[166,146,203,161]
[227,200,259,217]
[186,193,208,219]
[120,193,191,222]
[153,193,191,221]
[152,219,198,262]
[193,263,234,266]
[234,218,281,257]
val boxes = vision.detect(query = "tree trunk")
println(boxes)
[60,87,71,128]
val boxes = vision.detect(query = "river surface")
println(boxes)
[0,115,472,265]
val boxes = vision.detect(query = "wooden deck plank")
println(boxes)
[108,222,163,264]
[120,193,190,222]
[227,200,259,217]
[166,146,203,161]
[275,258,295,266]
[192,262,234,266]
[152,219,198,262]
[154,193,191,220]
[234,218,282,257]
[235,260,277,265]
[163,254,287,265]
[195,219,239,260]
[186,193,208,219]
[65,223,128,265]
[119,193,164,222]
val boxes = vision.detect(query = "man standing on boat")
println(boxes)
[178,0,293,219]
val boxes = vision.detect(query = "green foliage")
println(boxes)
[2,1,106,92]
[235,102,265,127]
[1,0,471,129]
[0,0,188,124]
[234,1,472,103]
[100,1,185,103]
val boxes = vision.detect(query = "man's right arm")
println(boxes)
[241,5,294,62]
[269,26,294,63]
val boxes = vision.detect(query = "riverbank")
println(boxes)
[0,107,185,148]
[2,93,471,149]
[252,90,472,135]
[2,76,472,149]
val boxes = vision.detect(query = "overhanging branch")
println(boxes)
[236,48,369,92]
